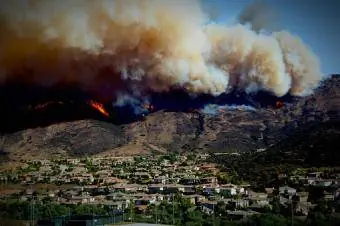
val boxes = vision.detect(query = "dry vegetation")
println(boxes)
[0,76,339,166]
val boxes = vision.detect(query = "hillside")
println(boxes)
[209,119,340,189]
[265,120,340,167]
[0,75,339,165]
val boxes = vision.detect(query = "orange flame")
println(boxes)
[276,101,284,109]
[143,104,154,111]
[89,100,109,117]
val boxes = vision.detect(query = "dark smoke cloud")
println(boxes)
[238,1,279,32]
[0,0,323,107]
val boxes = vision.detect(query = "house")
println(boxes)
[199,164,219,174]
[25,189,34,195]
[72,174,94,184]
[183,195,205,205]
[237,187,245,194]
[48,190,59,198]
[279,186,297,196]
[178,185,196,195]
[106,192,129,200]
[68,195,95,204]
[200,200,218,214]
[279,196,290,207]
[106,193,131,209]
[295,202,313,216]
[163,184,180,194]
[219,186,237,196]
[150,169,162,177]
[67,159,80,164]
[104,200,130,210]
[111,183,146,193]
[103,177,122,185]
[296,192,309,202]
[307,172,321,184]
[151,194,165,202]
[307,172,321,178]
[133,172,151,180]
[148,184,164,194]
[153,176,168,184]
[248,192,269,207]
[134,194,157,206]
[200,177,218,185]
[203,184,221,196]
[168,177,180,184]
[315,179,333,187]
[39,166,52,174]
[278,174,288,179]
[265,188,274,195]
[324,192,334,201]
[71,166,88,176]
[179,177,198,185]
[229,199,249,209]
[95,170,112,178]
[248,196,270,207]
[152,184,193,194]
[198,154,210,160]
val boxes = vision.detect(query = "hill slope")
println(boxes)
[209,119,340,188]
[0,75,339,164]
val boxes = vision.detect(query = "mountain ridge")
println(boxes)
[0,75,339,165]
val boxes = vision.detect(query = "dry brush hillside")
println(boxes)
[0,75,339,165]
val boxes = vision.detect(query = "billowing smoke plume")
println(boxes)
[0,0,323,104]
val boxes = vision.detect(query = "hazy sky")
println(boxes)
[202,0,340,75]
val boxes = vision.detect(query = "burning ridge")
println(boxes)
[0,82,295,133]
[0,0,329,132]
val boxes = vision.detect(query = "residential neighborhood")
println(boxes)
[0,153,339,225]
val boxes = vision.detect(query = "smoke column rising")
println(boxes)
[0,0,323,104]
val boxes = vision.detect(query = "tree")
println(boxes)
[183,210,204,226]
[248,213,290,226]
[217,172,229,184]
[220,190,232,198]
[186,154,196,162]
[271,197,281,214]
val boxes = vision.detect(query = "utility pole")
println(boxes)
[123,207,125,223]
[130,199,133,224]
[113,207,116,225]
[110,206,113,225]
[213,201,215,226]
[32,200,34,226]
[31,197,35,226]
[68,206,71,224]
[172,194,175,225]
[92,207,94,226]
[155,203,158,225]
[291,199,294,226]
[30,185,35,226]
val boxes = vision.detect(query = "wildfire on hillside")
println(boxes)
[276,101,284,109]
[143,104,154,112]
[29,101,64,111]
[89,100,109,117]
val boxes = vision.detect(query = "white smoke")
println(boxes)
[0,0,323,99]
